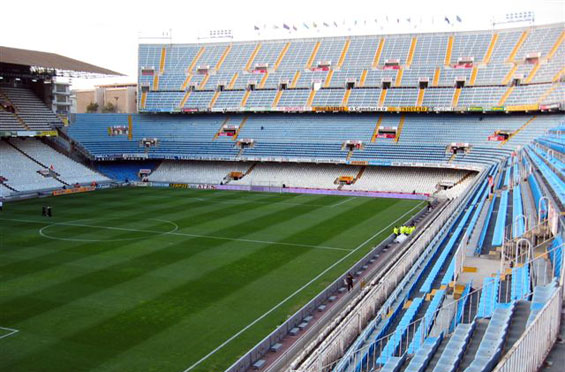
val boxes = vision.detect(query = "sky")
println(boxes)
[1,0,563,89]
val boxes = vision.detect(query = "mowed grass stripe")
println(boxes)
[0,193,340,301]
[0,192,324,322]
[0,189,422,372]
[1,193,344,368]
[0,190,301,276]
[5,196,383,371]
[0,191,346,328]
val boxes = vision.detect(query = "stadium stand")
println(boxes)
[140,23,564,113]
[0,87,62,130]
[1,22,564,372]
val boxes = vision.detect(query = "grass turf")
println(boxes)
[0,187,423,372]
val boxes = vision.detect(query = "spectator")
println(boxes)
[346,273,354,292]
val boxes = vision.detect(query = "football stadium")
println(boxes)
[0,4,564,372]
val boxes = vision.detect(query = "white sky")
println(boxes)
[1,0,563,89]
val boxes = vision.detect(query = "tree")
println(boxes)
[86,102,99,113]
[102,102,117,113]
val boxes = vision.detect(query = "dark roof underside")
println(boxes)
[0,46,123,76]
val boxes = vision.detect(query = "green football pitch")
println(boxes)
[0,187,423,372]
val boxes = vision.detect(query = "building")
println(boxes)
[51,80,71,115]
[73,83,137,114]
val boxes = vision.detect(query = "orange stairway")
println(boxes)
[272,90,284,107]
[179,90,192,108]
[469,66,478,86]
[451,88,462,107]
[394,68,404,87]
[215,45,232,70]
[498,86,515,106]
[546,31,565,60]
[378,89,388,107]
[359,70,368,87]
[259,72,269,89]
[372,39,385,68]
[227,72,239,90]
[324,70,334,87]
[159,47,167,74]
[140,91,148,109]
[198,74,210,90]
[553,67,565,82]
[406,37,417,66]
[432,68,441,86]
[213,117,230,140]
[306,90,317,107]
[188,47,205,73]
[502,64,518,85]
[370,116,383,142]
[342,89,352,107]
[416,88,425,107]
[337,39,351,68]
[240,90,251,107]
[482,33,498,64]
[290,71,301,88]
[507,31,528,62]
[306,41,321,69]
[209,91,221,109]
[245,43,262,71]
[523,63,541,84]
[152,75,160,91]
[444,36,454,66]
[180,75,193,91]
[394,115,405,143]
[500,116,537,146]
[233,116,248,140]
[274,42,290,70]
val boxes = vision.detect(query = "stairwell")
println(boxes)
[425,337,448,371]
[458,319,490,370]
[245,162,257,176]
[502,300,531,354]
[5,139,69,186]
[213,117,230,140]
[1,182,19,192]
[354,166,366,183]
[232,116,248,140]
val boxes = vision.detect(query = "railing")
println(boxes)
[318,238,565,372]
[223,198,430,372]
[292,169,486,372]
[492,286,562,372]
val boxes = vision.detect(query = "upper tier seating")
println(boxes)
[0,87,61,131]
[140,23,565,113]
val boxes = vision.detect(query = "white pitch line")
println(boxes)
[332,197,355,208]
[0,326,19,340]
[0,218,350,252]
[179,201,425,372]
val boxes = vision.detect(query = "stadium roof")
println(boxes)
[0,46,123,76]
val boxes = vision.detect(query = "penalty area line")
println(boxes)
[179,200,425,372]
